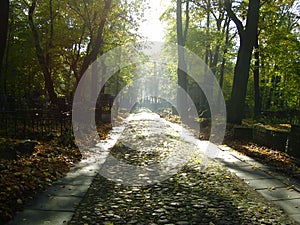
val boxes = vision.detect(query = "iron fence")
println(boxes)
[0,110,71,140]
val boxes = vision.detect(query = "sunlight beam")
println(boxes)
[139,0,171,41]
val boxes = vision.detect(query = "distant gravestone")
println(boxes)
[288,125,300,159]
[253,124,288,152]
[96,94,114,123]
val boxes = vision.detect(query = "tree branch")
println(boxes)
[224,0,244,36]
[79,0,112,78]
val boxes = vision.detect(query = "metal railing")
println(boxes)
[0,110,71,139]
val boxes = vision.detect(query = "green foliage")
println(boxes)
[256,0,300,112]
[1,0,146,110]
[1,0,299,122]
[161,0,236,114]
[162,0,299,120]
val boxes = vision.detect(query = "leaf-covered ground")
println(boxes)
[0,123,112,224]
[0,141,81,224]
[68,112,296,224]
[69,161,296,225]
[1,112,299,224]
[225,139,300,178]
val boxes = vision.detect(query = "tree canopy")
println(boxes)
[0,0,146,111]
[0,0,299,124]
[162,0,300,124]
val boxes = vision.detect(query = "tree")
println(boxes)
[162,0,236,115]
[28,0,58,106]
[176,0,189,120]
[0,0,9,109]
[225,0,260,124]
[64,0,144,86]
[77,0,112,82]
[188,0,232,77]
[27,0,113,108]
[164,0,298,122]
[11,0,144,110]
[258,0,300,113]
[219,17,231,90]
[0,0,9,74]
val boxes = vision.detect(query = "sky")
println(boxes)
[139,0,171,42]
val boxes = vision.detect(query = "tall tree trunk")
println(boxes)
[253,35,261,118]
[205,0,211,68]
[229,41,253,123]
[219,18,230,89]
[28,0,58,106]
[225,0,260,124]
[0,0,9,74]
[176,0,189,121]
[0,0,9,110]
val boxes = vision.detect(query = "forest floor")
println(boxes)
[1,112,299,224]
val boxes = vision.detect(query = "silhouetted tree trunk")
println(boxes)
[205,0,210,69]
[0,0,9,110]
[225,0,260,124]
[219,18,230,89]
[28,0,58,106]
[210,1,227,75]
[0,0,9,74]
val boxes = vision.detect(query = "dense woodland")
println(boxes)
[0,0,299,124]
